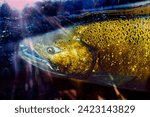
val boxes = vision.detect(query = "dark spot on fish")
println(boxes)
[134,26,136,29]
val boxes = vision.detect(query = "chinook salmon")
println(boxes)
[19,1,150,88]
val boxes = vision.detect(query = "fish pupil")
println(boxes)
[47,47,55,54]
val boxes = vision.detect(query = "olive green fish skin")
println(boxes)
[31,3,150,81]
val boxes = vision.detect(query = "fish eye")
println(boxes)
[47,46,62,54]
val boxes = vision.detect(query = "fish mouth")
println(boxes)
[19,43,65,76]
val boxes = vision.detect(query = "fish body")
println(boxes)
[19,1,150,87]
[74,17,150,80]
[32,16,150,80]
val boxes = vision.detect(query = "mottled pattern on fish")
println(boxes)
[41,16,150,80]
